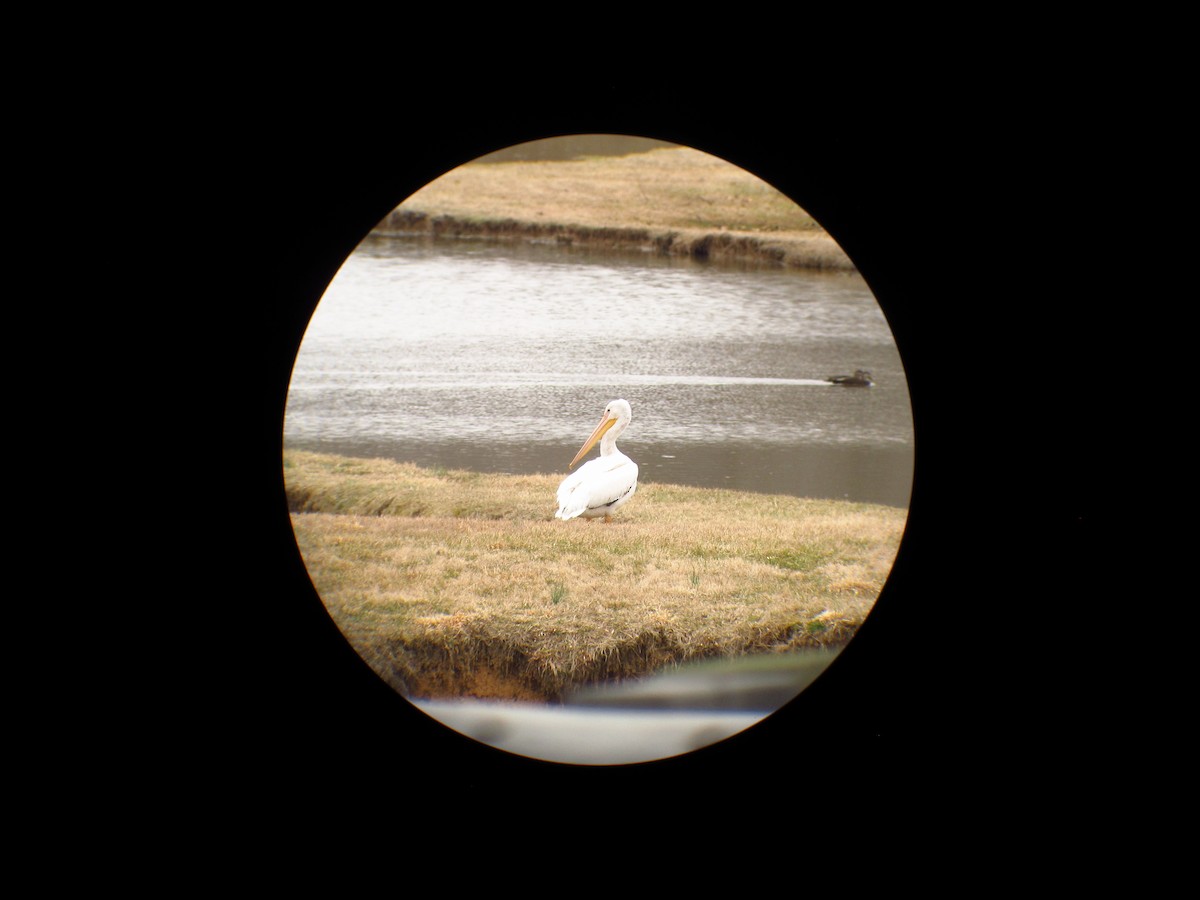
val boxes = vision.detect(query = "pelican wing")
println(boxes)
[555,454,639,520]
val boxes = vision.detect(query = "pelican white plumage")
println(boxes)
[555,398,638,523]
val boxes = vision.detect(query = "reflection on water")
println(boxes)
[414,701,764,766]
[286,236,914,507]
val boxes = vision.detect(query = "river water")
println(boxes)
[285,234,914,507]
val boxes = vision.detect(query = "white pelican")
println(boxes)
[555,398,638,523]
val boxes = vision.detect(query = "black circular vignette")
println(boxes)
[233,99,1069,804]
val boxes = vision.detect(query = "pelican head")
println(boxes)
[568,398,632,469]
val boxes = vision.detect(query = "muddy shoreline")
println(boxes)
[374,209,857,271]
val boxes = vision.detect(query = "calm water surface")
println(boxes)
[285,235,914,507]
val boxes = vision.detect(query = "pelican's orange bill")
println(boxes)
[569,415,617,468]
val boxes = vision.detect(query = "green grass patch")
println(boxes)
[752,546,832,572]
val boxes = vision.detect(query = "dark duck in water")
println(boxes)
[826,369,874,387]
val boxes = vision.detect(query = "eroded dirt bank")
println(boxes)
[374,209,857,271]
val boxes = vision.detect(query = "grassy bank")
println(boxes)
[377,146,856,271]
[285,450,906,702]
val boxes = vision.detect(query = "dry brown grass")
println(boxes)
[285,450,907,701]
[382,147,855,270]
